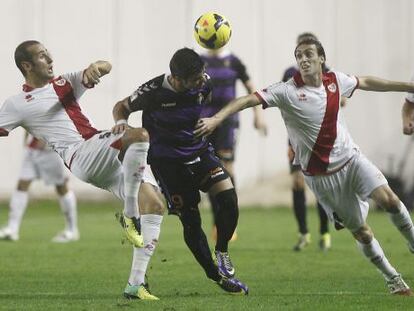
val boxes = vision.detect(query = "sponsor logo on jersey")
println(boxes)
[161,102,177,108]
[54,78,67,86]
[327,83,337,93]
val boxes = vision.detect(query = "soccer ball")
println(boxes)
[194,12,232,50]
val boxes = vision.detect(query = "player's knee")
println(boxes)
[144,198,165,215]
[17,180,31,191]
[292,173,305,190]
[55,182,69,196]
[180,208,201,229]
[381,189,400,213]
[372,186,400,213]
[352,225,373,244]
[215,188,238,211]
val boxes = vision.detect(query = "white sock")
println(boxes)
[8,190,29,233]
[357,238,398,281]
[128,214,163,286]
[389,202,414,247]
[59,190,78,232]
[123,142,149,218]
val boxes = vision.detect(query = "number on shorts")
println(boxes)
[99,132,111,139]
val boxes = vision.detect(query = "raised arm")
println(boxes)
[194,93,261,137]
[112,97,132,134]
[358,76,414,92]
[82,60,112,87]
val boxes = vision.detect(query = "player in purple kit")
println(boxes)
[112,47,248,295]
[195,38,414,295]
[201,48,267,241]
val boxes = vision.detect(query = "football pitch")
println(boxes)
[0,200,413,310]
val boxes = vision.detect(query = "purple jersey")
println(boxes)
[128,74,213,163]
[201,51,249,126]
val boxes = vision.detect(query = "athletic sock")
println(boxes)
[215,189,238,252]
[293,189,307,234]
[8,190,29,233]
[317,202,329,234]
[357,238,398,280]
[59,190,78,232]
[122,142,149,218]
[389,202,414,248]
[128,214,163,286]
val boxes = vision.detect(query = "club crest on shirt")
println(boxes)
[327,83,337,93]
[55,78,66,86]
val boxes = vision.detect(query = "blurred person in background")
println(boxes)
[0,134,78,242]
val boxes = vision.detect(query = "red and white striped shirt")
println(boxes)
[0,71,99,165]
[255,71,359,175]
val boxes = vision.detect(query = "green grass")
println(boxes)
[0,200,414,310]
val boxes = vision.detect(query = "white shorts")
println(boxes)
[304,152,387,232]
[69,131,158,201]
[19,148,66,185]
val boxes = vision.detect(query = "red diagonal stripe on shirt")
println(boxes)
[305,72,340,175]
[52,76,98,140]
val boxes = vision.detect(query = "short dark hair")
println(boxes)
[296,32,318,44]
[169,48,205,80]
[294,37,326,62]
[15,40,40,76]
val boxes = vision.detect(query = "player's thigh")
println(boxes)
[151,161,200,212]
[192,148,231,193]
[70,131,123,189]
[304,170,368,232]
[34,150,66,186]
[352,153,388,201]
[18,149,38,181]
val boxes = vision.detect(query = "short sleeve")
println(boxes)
[61,71,89,100]
[128,83,153,112]
[232,56,250,83]
[0,99,22,136]
[255,82,288,109]
[406,74,414,104]
[334,71,358,98]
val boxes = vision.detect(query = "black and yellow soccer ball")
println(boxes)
[194,12,232,50]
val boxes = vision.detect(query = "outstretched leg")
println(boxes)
[370,185,414,251]
[118,128,149,248]
[125,182,164,300]
[353,224,412,295]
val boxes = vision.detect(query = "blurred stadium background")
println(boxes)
[0,0,413,206]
